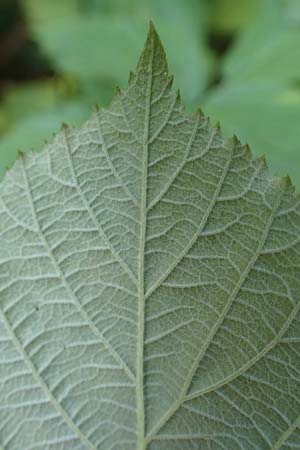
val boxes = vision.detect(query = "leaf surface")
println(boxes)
[0,25,300,450]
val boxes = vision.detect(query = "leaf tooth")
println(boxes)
[61,122,69,131]
[115,85,122,96]
[205,114,212,128]
[270,175,291,194]
[256,154,267,168]
[227,134,240,150]
[283,174,293,186]
[231,133,240,146]
[166,74,174,91]
[215,120,221,131]
[281,174,295,192]
[242,143,251,159]
[128,70,134,83]
[196,107,204,118]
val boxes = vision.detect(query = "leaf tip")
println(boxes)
[137,21,168,74]
[146,20,163,50]
[149,20,158,38]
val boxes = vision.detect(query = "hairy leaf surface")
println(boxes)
[0,25,300,450]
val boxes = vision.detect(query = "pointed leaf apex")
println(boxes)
[149,20,156,35]
[145,21,163,50]
[148,21,161,43]
[137,21,168,75]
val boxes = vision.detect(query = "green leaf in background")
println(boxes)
[2,0,214,181]
[208,0,261,33]
[1,25,300,450]
[0,81,91,179]
[24,0,213,108]
[205,80,300,188]
[222,0,300,81]
[205,0,300,188]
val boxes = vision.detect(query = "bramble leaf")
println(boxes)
[0,25,300,450]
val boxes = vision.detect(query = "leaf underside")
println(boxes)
[0,24,300,450]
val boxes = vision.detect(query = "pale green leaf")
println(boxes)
[0,25,300,450]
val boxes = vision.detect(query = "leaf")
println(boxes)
[204,0,300,189]
[1,24,300,450]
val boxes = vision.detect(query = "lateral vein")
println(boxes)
[20,154,136,383]
[145,159,284,445]
[63,127,138,286]
[96,112,141,208]
[271,414,300,450]
[145,134,231,301]
[0,305,97,450]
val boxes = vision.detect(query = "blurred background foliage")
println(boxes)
[0,0,300,187]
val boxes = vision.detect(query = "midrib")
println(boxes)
[136,38,154,450]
